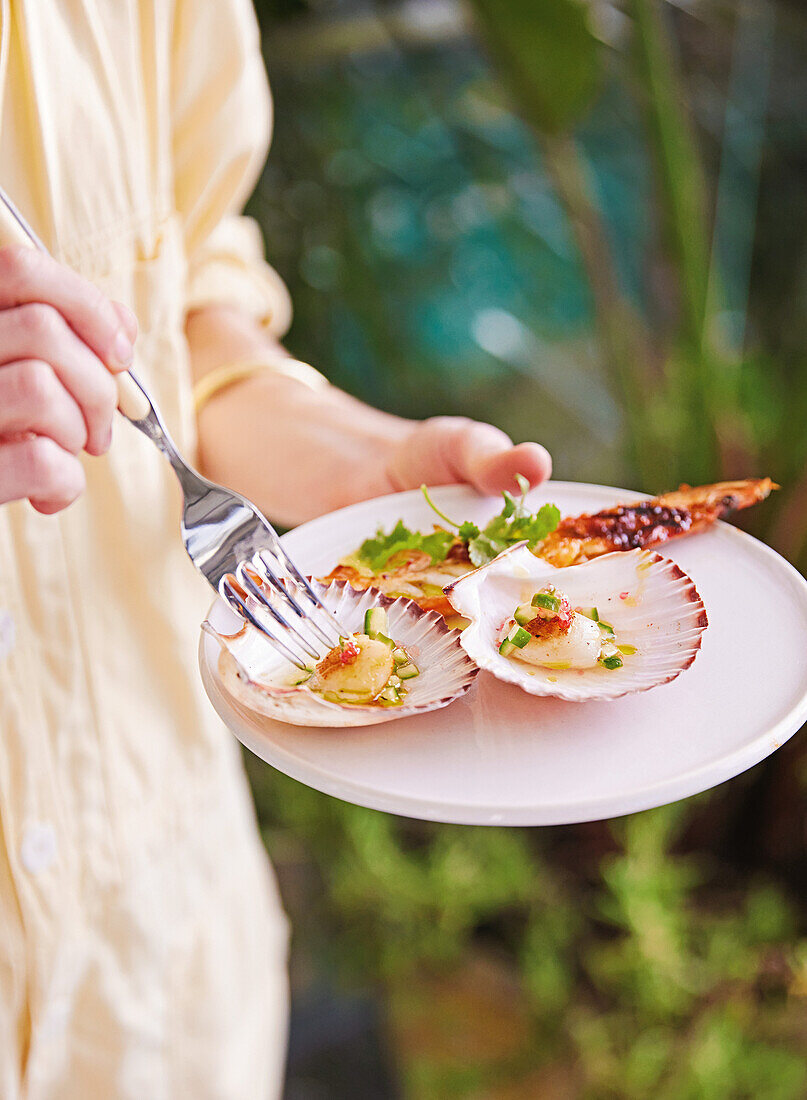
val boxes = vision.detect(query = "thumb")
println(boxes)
[455,424,552,494]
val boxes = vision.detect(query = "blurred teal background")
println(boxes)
[245,1,807,1096]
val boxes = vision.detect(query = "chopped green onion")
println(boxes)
[597,620,615,636]
[617,644,637,656]
[531,592,560,612]
[579,606,599,622]
[600,655,623,671]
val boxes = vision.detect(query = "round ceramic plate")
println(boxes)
[199,481,807,825]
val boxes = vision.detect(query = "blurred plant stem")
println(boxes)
[540,131,660,485]
[468,0,657,483]
[629,0,718,483]
[468,0,772,487]
[630,0,769,481]
[630,0,710,352]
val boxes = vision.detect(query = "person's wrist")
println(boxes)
[193,357,328,416]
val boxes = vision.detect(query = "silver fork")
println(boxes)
[0,184,346,670]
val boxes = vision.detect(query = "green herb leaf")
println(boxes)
[467,533,508,567]
[418,529,456,562]
[501,492,517,519]
[357,521,454,572]
[366,476,562,573]
[506,503,562,546]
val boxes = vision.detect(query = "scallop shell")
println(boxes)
[444,543,707,702]
[203,579,478,727]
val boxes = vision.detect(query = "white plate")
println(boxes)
[199,481,807,825]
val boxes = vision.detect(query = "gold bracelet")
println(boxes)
[193,358,329,415]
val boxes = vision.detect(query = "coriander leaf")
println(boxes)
[357,521,454,572]
[468,533,508,567]
[355,488,560,574]
[418,529,456,562]
[509,503,561,546]
[483,512,511,540]
[367,540,414,570]
[358,520,411,567]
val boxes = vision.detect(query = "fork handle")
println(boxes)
[115,371,152,421]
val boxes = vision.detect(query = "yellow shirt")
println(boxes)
[0,2,290,1096]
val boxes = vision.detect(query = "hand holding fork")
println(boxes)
[0,185,346,667]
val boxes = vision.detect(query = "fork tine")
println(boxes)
[254,551,344,648]
[254,534,344,627]
[221,577,312,670]
[236,563,323,661]
[274,546,350,632]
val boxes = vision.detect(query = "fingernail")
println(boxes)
[113,328,133,368]
[113,301,139,340]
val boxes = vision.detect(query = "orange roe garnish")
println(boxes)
[316,638,360,677]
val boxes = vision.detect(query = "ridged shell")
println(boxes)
[202,579,478,727]
[444,543,707,702]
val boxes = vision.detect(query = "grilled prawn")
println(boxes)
[537,478,777,567]
[321,478,776,618]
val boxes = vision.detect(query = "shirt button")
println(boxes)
[21,823,58,874]
[0,610,15,660]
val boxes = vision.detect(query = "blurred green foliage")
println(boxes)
[248,0,807,1095]
[251,760,807,1097]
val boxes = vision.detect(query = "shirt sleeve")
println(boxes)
[171,0,292,337]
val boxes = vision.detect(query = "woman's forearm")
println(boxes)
[187,305,414,525]
[196,368,415,525]
[186,305,552,527]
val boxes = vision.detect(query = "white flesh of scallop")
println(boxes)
[444,543,708,702]
[515,612,602,669]
[203,579,478,727]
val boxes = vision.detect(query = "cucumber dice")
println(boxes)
[514,603,536,627]
[499,622,531,656]
[364,607,388,639]
[378,683,403,706]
